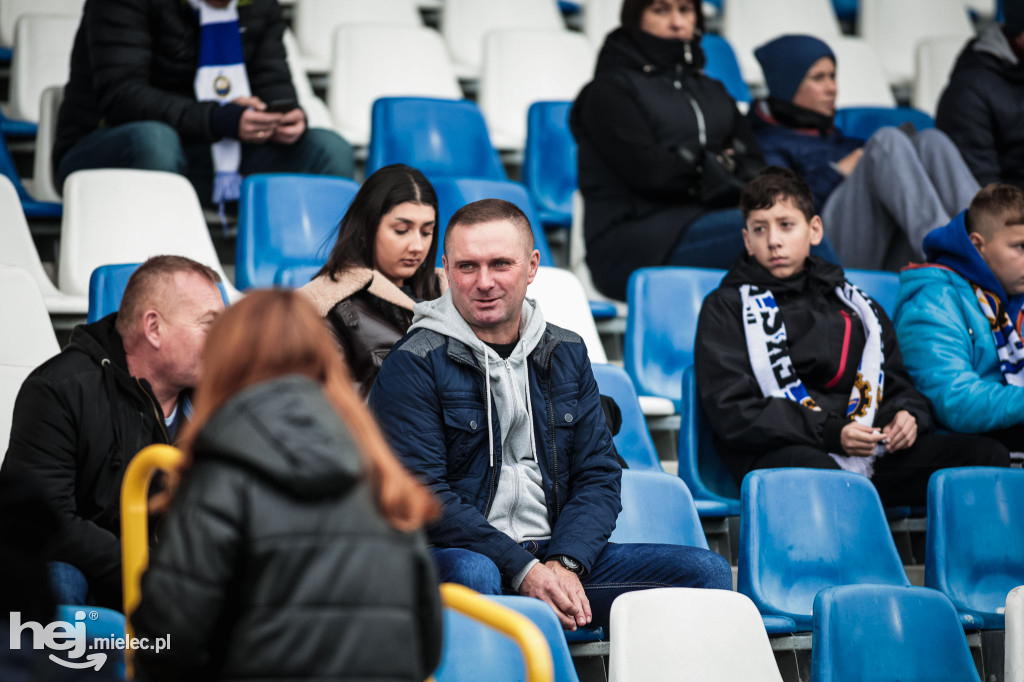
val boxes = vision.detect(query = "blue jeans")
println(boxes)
[667,208,840,267]
[48,562,91,606]
[55,120,355,204]
[431,541,732,632]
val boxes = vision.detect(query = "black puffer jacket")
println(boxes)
[55,0,297,169]
[571,27,763,300]
[936,25,1024,190]
[694,255,934,482]
[132,375,442,682]
[2,314,176,609]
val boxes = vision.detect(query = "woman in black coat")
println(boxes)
[301,164,446,397]
[132,290,442,682]
[571,0,765,300]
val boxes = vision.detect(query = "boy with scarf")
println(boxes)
[695,168,1007,506]
[895,184,1024,451]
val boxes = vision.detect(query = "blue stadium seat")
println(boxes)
[926,467,1024,630]
[366,97,507,180]
[0,107,37,139]
[738,468,911,632]
[834,106,935,142]
[434,594,580,682]
[679,366,740,517]
[610,470,707,547]
[430,177,554,267]
[0,133,60,219]
[845,268,899,317]
[591,363,663,471]
[522,101,576,229]
[235,173,360,290]
[811,585,979,682]
[831,0,859,21]
[702,35,752,106]
[625,266,725,411]
[275,263,322,288]
[88,263,230,323]
[53,605,127,679]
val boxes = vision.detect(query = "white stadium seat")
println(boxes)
[292,0,422,74]
[7,14,78,124]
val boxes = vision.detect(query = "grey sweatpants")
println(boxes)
[822,127,980,271]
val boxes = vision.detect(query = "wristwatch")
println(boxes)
[554,554,584,576]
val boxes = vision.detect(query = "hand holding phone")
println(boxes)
[267,98,298,113]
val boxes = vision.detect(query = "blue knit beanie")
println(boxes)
[754,35,836,102]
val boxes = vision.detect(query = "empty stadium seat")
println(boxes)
[912,35,968,117]
[0,265,59,367]
[528,267,608,364]
[811,585,979,682]
[844,267,902,317]
[430,177,553,267]
[31,85,63,202]
[833,107,935,144]
[441,0,566,79]
[1007,586,1024,682]
[522,101,577,229]
[0,0,84,52]
[831,37,898,109]
[281,29,335,131]
[582,0,620,49]
[608,588,784,682]
[738,468,910,631]
[722,0,842,86]
[591,364,663,471]
[7,14,77,124]
[611,471,707,544]
[702,34,752,108]
[235,173,360,290]
[478,29,593,151]
[366,97,506,179]
[292,0,422,73]
[857,0,974,86]
[926,467,1024,629]
[678,366,741,517]
[327,25,463,147]
[58,169,240,300]
[0,175,85,314]
[0,129,61,219]
[88,262,231,323]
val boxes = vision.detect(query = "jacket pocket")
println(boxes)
[441,404,488,473]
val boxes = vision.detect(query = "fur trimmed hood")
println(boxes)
[299,266,447,317]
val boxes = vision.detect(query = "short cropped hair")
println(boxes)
[116,255,221,338]
[740,167,816,222]
[966,184,1024,240]
[442,199,535,256]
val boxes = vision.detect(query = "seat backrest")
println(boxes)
[0,0,84,48]
[702,34,752,106]
[430,176,554,267]
[831,37,898,109]
[912,35,969,117]
[609,588,783,682]
[31,85,64,202]
[722,0,841,86]
[833,107,935,146]
[739,468,910,630]
[522,101,577,228]
[236,174,360,290]
[58,169,239,299]
[591,364,661,471]
[0,363,35,460]
[857,0,974,85]
[624,267,725,406]
[88,262,231,323]
[811,585,980,682]
[678,365,741,510]
[844,267,903,318]
[292,0,421,70]
[1006,585,1024,681]
[328,24,462,147]
[0,175,62,298]
[528,267,606,364]
[8,14,78,123]
[435,594,579,682]
[0,265,60,366]
[281,28,334,130]
[926,467,1024,628]
[478,29,594,151]
[441,0,565,77]
[366,97,506,180]
[610,470,707,547]
[582,0,620,49]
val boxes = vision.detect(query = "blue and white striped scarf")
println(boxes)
[740,282,886,478]
[189,0,251,206]
[973,284,1024,386]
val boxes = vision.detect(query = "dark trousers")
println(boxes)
[747,432,1010,507]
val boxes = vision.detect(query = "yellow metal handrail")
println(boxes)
[435,583,554,682]
[120,444,184,678]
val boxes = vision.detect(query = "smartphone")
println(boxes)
[267,98,298,113]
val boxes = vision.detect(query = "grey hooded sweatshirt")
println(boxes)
[410,291,550,588]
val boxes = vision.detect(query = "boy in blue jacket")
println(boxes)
[895,184,1024,449]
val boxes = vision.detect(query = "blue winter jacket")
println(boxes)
[368,323,622,581]
[894,211,1024,433]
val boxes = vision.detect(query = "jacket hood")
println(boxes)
[722,253,845,293]
[959,25,1024,84]
[193,375,362,499]
[922,210,1024,318]
[595,27,706,76]
[67,313,131,374]
[409,290,547,360]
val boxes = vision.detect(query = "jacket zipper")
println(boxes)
[674,62,683,89]
[451,352,501,517]
[138,378,171,444]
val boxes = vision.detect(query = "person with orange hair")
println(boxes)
[131,289,442,682]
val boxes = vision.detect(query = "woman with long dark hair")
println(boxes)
[132,289,442,682]
[300,163,445,396]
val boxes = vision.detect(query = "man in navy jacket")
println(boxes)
[369,199,731,631]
